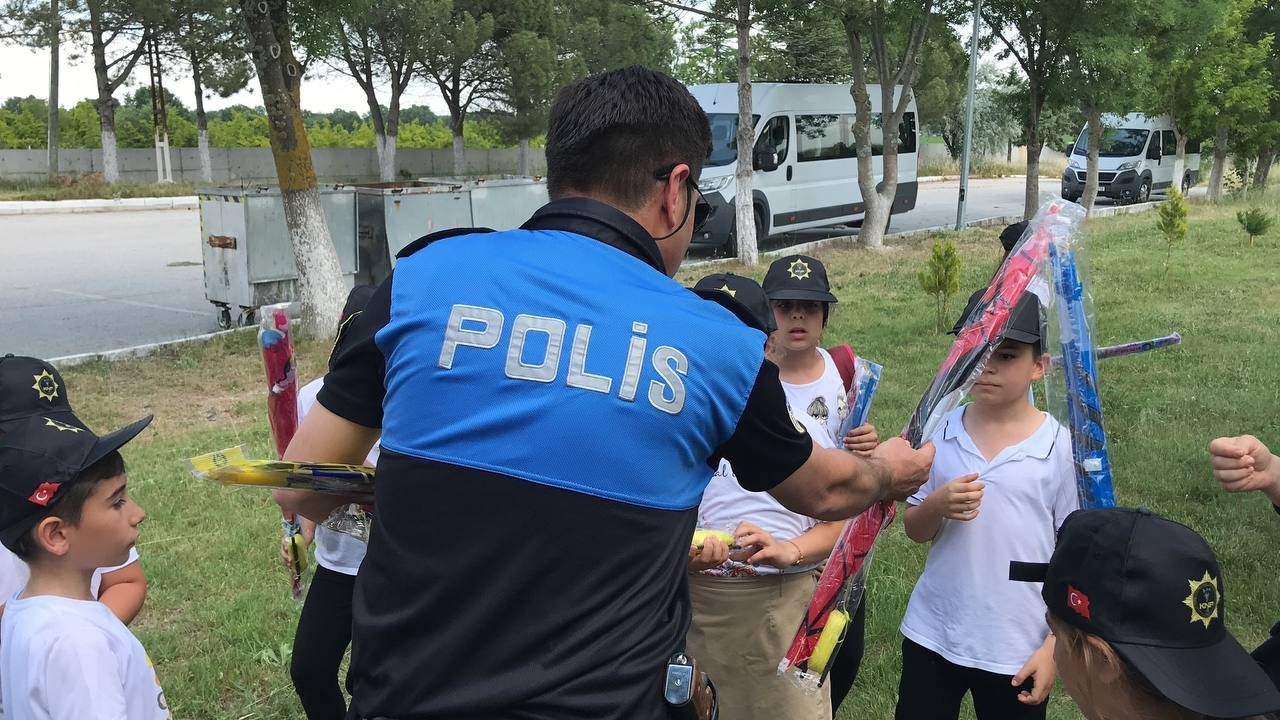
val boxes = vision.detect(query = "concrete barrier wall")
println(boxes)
[0,147,548,183]
[917,143,1067,167]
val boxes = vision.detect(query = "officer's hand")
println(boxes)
[872,438,935,501]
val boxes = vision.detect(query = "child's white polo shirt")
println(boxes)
[900,404,1078,675]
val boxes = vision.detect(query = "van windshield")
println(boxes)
[707,113,760,167]
[1073,127,1151,157]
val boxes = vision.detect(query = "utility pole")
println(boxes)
[955,0,981,230]
[147,36,173,183]
[46,0,60,182]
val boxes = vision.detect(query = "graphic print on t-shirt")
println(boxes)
[806,396,829,426]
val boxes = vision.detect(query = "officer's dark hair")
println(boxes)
[546,66,712,211]
[12,451,125,561]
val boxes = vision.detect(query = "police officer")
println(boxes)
[276,66,933,720]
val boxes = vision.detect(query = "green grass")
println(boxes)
[918,157,1068,180]
[0,177,198,201]
[52,190,1278,719]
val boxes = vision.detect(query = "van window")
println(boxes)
[796,112,918,161]
[706,113,761,167]
[1161,130,1176,156]
[1187,138,1201,154]
[1073,127,1151,157]
[755,116,790,164]
[797,114,854,161]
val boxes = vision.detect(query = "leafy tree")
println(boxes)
[416,0,503,176]
[671,18,736,83]
[238,0,346,338]
[302,0,445,180]
[981,0,1079,217]
[939,64,1021,160]
[835,0,946,247]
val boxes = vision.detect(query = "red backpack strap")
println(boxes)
[826,344,857,393]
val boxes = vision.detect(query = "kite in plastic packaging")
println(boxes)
[837,358,883,442]
[779,199,1086,689]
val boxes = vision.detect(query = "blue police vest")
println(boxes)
[376,228,766,511]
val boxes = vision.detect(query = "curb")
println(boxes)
[0,196,198,215]
[48,327,254,369]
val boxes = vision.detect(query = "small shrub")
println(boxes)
[917,238,963,333]
[1236,207,1274,247]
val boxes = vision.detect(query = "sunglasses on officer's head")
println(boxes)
[655,164,715,234]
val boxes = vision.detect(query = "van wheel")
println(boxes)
[1136,179,1151,203]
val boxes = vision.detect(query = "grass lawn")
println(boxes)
[0,177,198,201]
[54,190,1277,719]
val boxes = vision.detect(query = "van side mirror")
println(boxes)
[753,151,780,172]
[1063,144,1075,156]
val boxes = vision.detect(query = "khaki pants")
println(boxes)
[687,572,832,720]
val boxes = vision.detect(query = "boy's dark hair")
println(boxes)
[545,66,711,210]
[11,451,125,561]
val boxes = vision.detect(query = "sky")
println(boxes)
[0,40,451,114]
[0,13,990,117]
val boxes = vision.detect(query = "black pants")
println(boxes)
[895,637,1047,720]
[291,564,357,720]
[829,597,866,715]
[1255,621,1280,690]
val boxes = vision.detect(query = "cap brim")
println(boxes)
[1112,633,1280,717]
[1001,328,1041,345]
[85,415,153,468]
[693,289,774,334]
[765,289,838,303]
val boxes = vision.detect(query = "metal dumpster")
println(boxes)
[355,177,549,286]
[198,185,358,328]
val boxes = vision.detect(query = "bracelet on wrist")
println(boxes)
[786,540,805,566]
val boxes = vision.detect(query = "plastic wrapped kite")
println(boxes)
[779,199,1086,689]
[1042,224,1116,509]
[191,446,376,494]
[836,357,883,443]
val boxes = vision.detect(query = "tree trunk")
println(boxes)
[240,0,345,338]
[518,138,530,176]
[96,101,119,183]
[192,66,212,182]
[1172,128,1187,193]
[1081,106,1102,215]
[1252,146,1274,189]
[46,0,60,182]
[1022,83,1043,219]
[451,111,466,177]
[1207,124,1228,203]
[381,134,398,182]
[733,0,757,266]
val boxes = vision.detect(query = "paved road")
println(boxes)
[0,176,1062,358]
[0,210,217,358]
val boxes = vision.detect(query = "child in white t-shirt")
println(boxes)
[896,295,1077,719]
[685,259,878,720]
[0,355,166,720]
[282,285,377,720]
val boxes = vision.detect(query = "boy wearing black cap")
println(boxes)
[0,356,167,719]
[896,294,1078,720]
[1011,507,1280,719]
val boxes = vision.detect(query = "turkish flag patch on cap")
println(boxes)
[1067,585,1092,620]
[28,482,60,506]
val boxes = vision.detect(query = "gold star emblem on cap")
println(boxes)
[718,283,738,297]
[32,370,59,402]
[1183,571,1220,629]
[788,259,811,280]
[44,417,83,433]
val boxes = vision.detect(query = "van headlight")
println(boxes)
[1116,160,1140,172]
[1067,157,1082,169]
[698,175,732,192]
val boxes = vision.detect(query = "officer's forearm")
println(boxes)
[768,444,887,521]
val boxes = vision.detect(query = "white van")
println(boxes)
[687,83,919,252]
[1061,113,1201,204]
